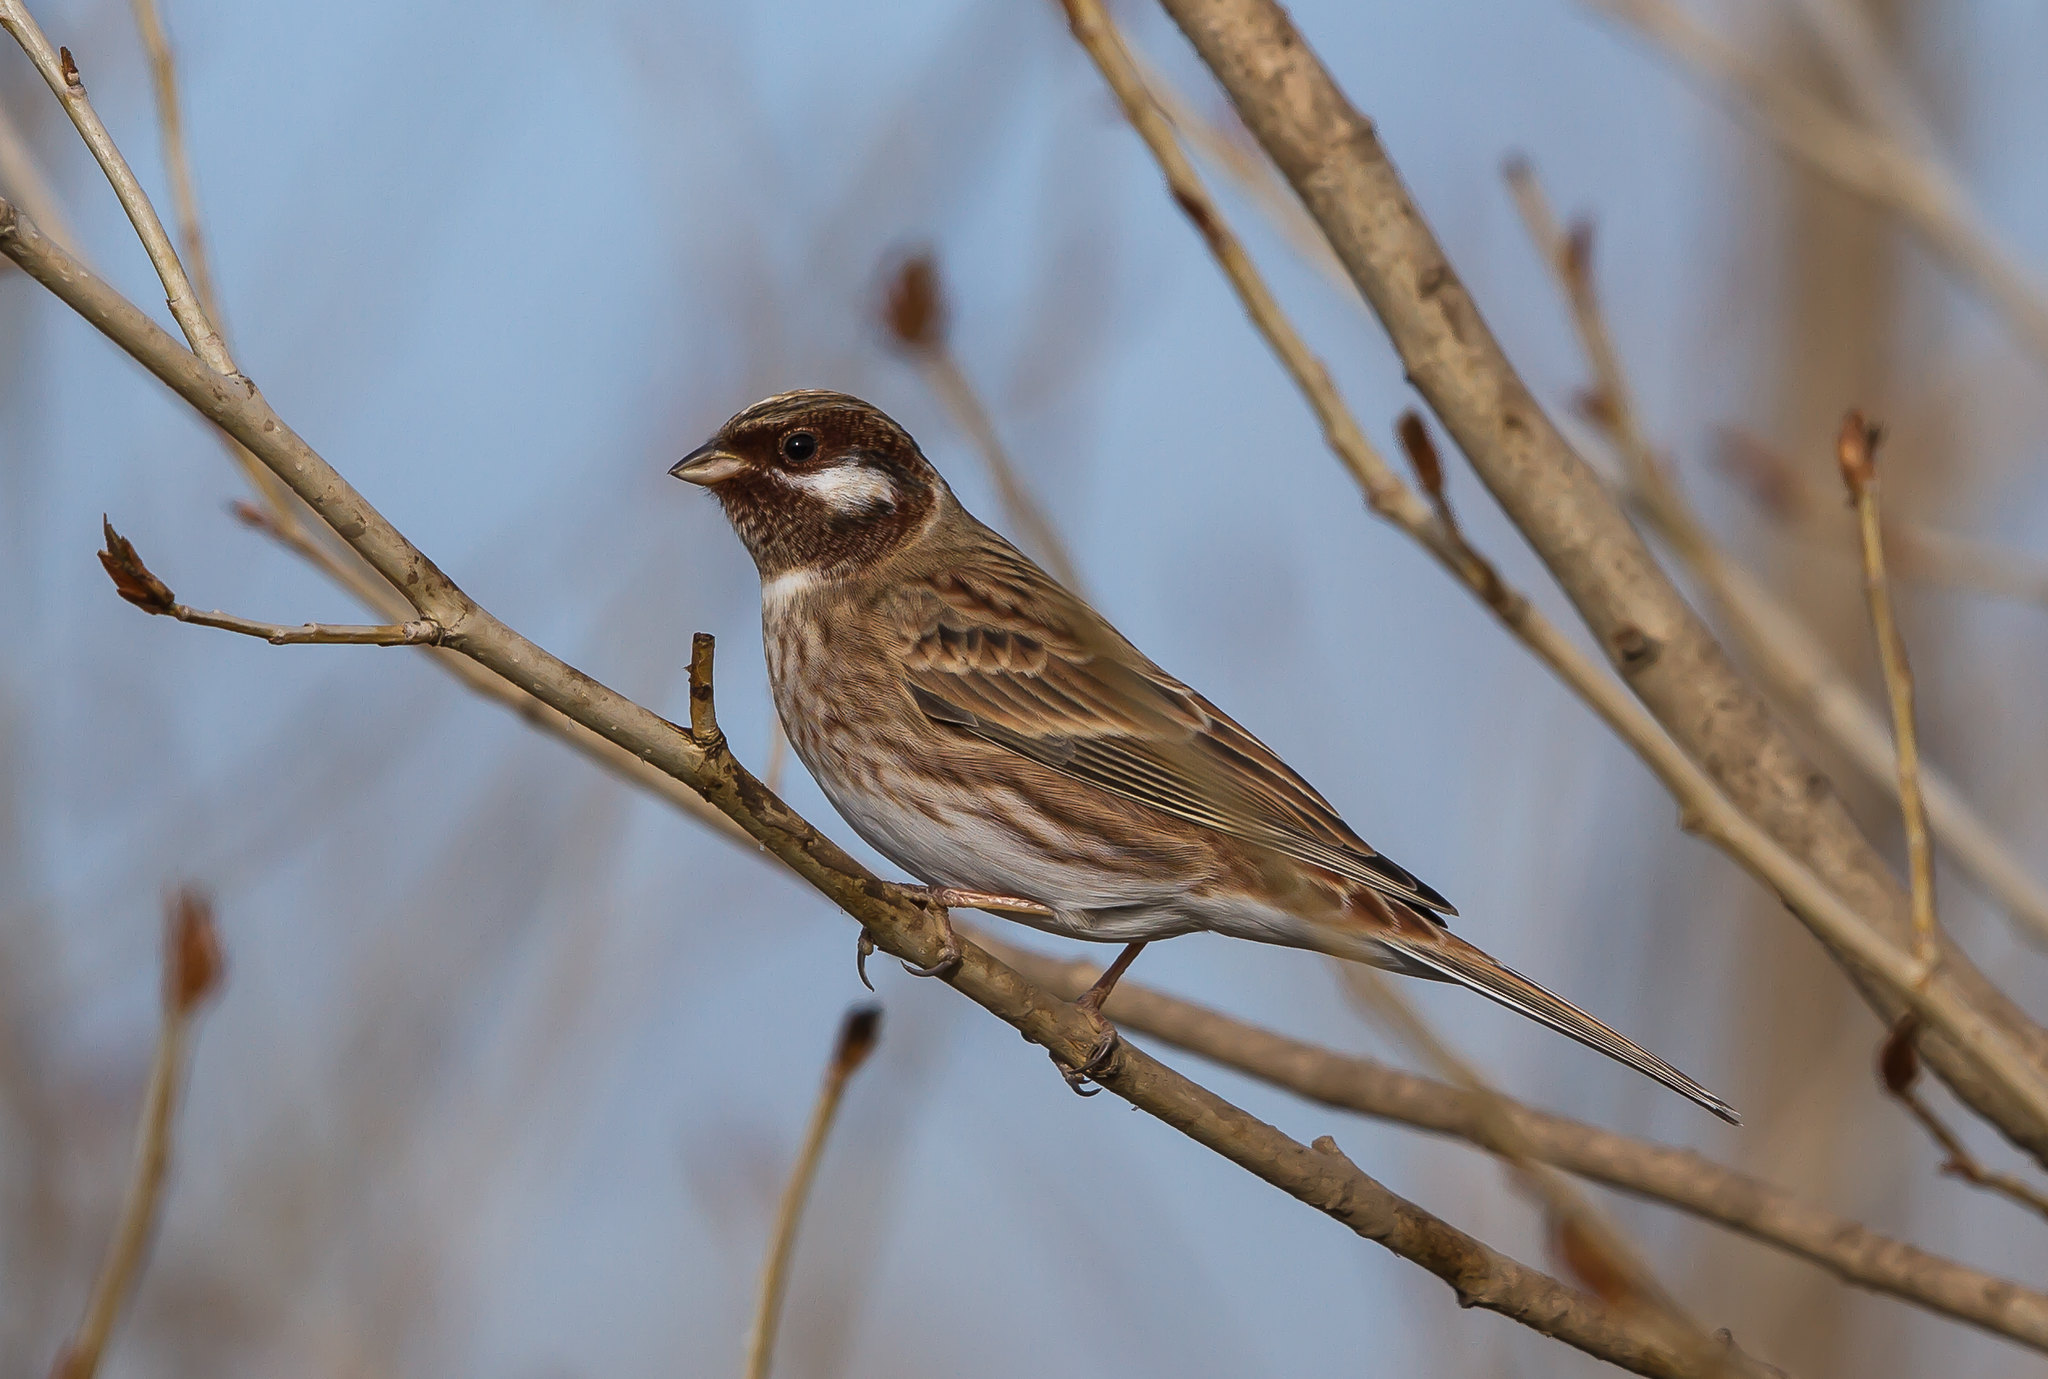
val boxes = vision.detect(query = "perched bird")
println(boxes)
[674,390,1737,1122]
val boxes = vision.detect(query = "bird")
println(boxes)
[672,389,1738,1123]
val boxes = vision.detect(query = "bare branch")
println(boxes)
[0,0,230,371]
[1503,161,2048,951]
[50,889,223,1379]
[1148,0,2048,1164]
[1058,0,2048,1141]
[879,250,1084,591]
[2,194,1767,1379]
[126,0,218,330]
[1838,416,1939,968]
[97,519,441,645]
[994,937,2048,1352]
[745,1005,883,1379]
[1879,1018,2048,1224]
[1589,0,2048,376]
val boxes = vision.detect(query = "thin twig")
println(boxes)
[1154,0,2048,1169]
[1838,416,1939,969]
[96,519,441,645]
[126,0,217,331]
[990,935,2048,1350]
[1504,160,2048,950]
[1720,428,2048,611]
[1590,0,2048,376]
[51,889,223,1379]
[1878,1018,2048,1224]
[879,251,1084,591]
[0,0,230,370]
[744,1006,882,1379]
[0,15,745,846]
[1048,1,2048,1135]
[1,200,1776,1379]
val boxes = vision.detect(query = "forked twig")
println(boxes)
[744,1006,883,1379]
[50,890,223,1379]
[0,0,228,369]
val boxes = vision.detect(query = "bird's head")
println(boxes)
[672,391,947,580]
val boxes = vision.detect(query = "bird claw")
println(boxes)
[855,931,876,991]
[1055,1011,1122,1096]
[898,907,962,979]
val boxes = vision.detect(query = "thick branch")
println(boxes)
[1061,0,2048,1144]
[0,198,1761,1379]
[1503,167,2048,950]
[1149,0,2048,1165]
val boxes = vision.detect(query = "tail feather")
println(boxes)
[1378,929,1741,1125]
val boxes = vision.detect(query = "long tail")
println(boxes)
[1321,914,1740,1124]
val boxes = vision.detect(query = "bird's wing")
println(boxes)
[893,539,1456,916]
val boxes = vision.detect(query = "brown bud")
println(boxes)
[1713,428,1812,521]
[1550,1213,1638,1308]
[1571,387,1618,433]
[58,47,80,89]
[164,888,224,1015]
[1878,1014,1921,1096]
[1395,410,1443,501]
[831,1003,883,1077]
[98,518,177,613]
[1563,217,1595,286]
[1836,410,1882,498]
[880,250,946,353]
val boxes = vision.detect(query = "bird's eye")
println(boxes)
[780,431,819,463]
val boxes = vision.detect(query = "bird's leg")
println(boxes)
[1059,940,1147,1095]
[922,887,1055,918]
[898,887,1053,980]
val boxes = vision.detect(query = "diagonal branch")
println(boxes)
[0,197,1776,1379]
[1502,162,2048,951]
[1147,0,2048,1167]
[995,936,2048,1352]
[1054,0,2048,1148]
[0,0,228,370]
[1590,0,2048,378]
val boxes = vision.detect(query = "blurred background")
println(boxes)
[5,0,2048,1374]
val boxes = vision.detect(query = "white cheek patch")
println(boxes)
[778,462,897,516]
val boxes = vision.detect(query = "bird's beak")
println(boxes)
[670,444,746,486]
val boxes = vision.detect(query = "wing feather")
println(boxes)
[895,539,1456,916]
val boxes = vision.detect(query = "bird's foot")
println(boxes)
[1055,1008,1122,1096]
[855,930,877,991]
[899,905,963,979]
